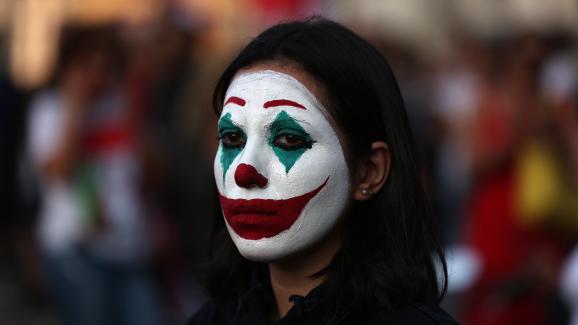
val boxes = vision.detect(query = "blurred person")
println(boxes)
[121,13,216,320]
[425,40,488,317]
[188,17,458,324]
[535,33,578,325]
[461,34,574,325]
[431,38,484,245]
[0,31,50,323]
[26,25,165,325]
[515,34,578,237]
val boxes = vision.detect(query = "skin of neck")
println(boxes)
[268,221,344,320]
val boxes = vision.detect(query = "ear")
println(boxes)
[353,141,390,201]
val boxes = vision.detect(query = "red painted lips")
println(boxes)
[219,177,329,240]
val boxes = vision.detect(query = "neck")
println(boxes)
[268,226,343,320]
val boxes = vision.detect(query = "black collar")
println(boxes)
[235,265,350,325]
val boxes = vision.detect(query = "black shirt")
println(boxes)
[187,269,459,325]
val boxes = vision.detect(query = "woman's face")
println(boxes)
[213,66,350,262]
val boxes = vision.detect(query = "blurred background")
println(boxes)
[0,0,577,324]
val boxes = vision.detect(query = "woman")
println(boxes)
[189,17,458,324]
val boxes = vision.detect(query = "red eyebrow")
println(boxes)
[224,96,246,107]
[263,99,307,110]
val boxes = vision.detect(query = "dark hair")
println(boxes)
[207,16,447,319]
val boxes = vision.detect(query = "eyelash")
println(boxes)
[218,130,315,151]
[218,131,246,149]
[270,132,315,151]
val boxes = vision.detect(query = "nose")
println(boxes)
[235,163,268,188]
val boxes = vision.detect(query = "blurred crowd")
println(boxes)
[389,32,578,325]
[1,1,578,324]
[1,11,221,324]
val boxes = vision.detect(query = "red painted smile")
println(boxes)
[219,177,329,240]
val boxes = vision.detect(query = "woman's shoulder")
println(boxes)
[186,297,461,325]
[369,303,460,325]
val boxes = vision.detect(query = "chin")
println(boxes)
[226,219,335,263]
[229,230,302,262]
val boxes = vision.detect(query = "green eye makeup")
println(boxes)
[269,111,315,173]
[218,110,315,181]
[218,113,245,182]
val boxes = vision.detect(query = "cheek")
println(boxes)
[213,147,223,188]
[219,146,242,183]
[214,144,239,192]
[271,147,307,174]
[288,143,344,181]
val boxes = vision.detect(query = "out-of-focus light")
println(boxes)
[9,0,64,89]
[66,0,161,25]
[8,0,164,89]
[0,0,8,27]
[444,245,483,294]
[509,0,578,33]
[122,0,164,25]
[329,0,451,60]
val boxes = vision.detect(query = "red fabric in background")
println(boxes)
[252,0,305,17]
[462,164,569,325]
[249,0,320,26]
[83,122,134,154]
[468,166,523,275]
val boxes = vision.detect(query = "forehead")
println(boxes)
[221,70,328,119]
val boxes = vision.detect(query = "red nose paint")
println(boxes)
[219,177,329,240]
[235,163,268,188]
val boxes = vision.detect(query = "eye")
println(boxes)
[220,131,246,149]
[273,132,314,151]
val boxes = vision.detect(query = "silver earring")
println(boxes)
[361,188,374,196]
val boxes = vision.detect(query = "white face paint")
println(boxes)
[214,69,350,262]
